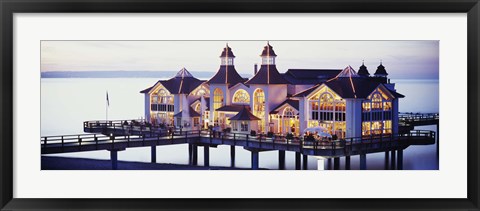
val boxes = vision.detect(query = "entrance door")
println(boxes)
[283,118,299,136]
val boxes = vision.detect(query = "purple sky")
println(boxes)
[41,41,439,79]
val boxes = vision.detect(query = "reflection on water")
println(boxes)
[41,78,439,170]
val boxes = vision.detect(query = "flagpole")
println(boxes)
[106,91,108,126]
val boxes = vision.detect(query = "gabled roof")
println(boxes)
[229,106,261,121]
[245,65,289,85]
[173,107,201,118]
[383,85,405,98]
[140,83,158,94]
[216,104,251,112]
[140,68,204,94]
[292,77,405,99]
[283,69,341,85]
[270,99,299,114]
[324,77,377,98]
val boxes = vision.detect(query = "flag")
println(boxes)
[106,91,110,107]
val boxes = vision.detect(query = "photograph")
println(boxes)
[40,40,439,170]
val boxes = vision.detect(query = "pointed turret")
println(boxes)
[358,61,370,77]
[245,42,288,85]
[207,44,246,86]
[374,61,388,77]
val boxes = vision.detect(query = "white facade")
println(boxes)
[141,44,403,139]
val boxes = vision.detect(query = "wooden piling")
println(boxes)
[278,150,285,170]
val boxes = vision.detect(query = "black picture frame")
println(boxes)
[1,0,479,210]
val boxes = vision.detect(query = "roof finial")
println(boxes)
[267,41,270,45]
[226,42,229,47]
[380,59,383,65]
[362,60,365,65]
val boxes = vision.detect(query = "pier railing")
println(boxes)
[399,112,439,126]
[41,128,435,156]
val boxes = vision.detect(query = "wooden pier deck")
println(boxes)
[41,112,438,170]
[399,112,439,132]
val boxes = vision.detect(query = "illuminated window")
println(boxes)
[307,88,346,134]
[282,107,299,135]
[151,88,174,124]
[233,89,250,104]
[361,89,394,136]
[253,89,265,133]
[372,93,383,110]
[213,88,224,124]
[195,104,201,113]
[283,107,295,118]
[157,89,174,112]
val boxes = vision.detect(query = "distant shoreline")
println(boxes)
[41,71,251,79]
[40,71,435,80]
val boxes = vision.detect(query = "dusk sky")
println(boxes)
[41,41,439,79]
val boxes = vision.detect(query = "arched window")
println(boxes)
[362,90,393,136]
[233,89,250,104]
[150,88,174,125]
[253,89,265,132]
[253,89,265,115]
[157,89,174,112]
[213,88,224,110]
[213,88,224,124]
[282,107,299,135]
[319,93,334,111]
[158,89,167,104]
[308,88,346,134]
[283,107,295,118]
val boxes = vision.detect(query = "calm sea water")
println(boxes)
[41,78,439,170]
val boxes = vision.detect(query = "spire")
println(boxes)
[358,60,370,77]
[260,41,277,57]
[220,43,235,58]
[267,42,270,84]
[226,44,228,83]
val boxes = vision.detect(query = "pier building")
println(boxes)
[140,43,404,138]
